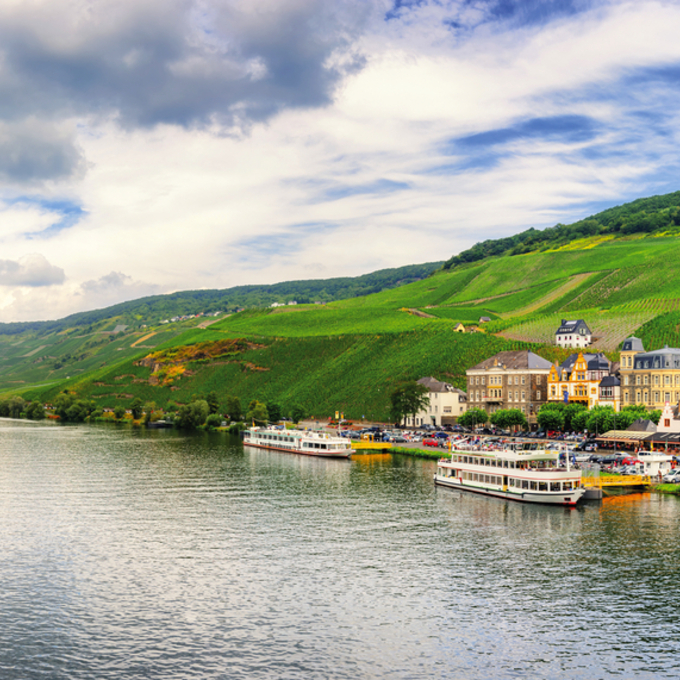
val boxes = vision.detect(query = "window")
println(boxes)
[665,375,670,386]
[624,391,629,403]
[521,376,525,385]
[521,391,526,401]
[537,390,541,400]
[536,375,542,384]
[624,376,629,386]
[655,375,660,386]
[636,391,641,403]
[636,375,641,385]
[644,375,649,385]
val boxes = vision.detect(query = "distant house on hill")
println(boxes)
[453,323,465,333]
[555,319,592,348]
[479,316,491,323]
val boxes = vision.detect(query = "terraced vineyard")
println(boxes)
[498,308,657,351]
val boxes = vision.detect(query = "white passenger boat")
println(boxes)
[434,442,585,506]
[243,426,353,458]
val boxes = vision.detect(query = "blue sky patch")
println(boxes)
[454,114,599,150]
[6,196,87,239]
[319,179,410,202]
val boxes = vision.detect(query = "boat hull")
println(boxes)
[434,474,585,506]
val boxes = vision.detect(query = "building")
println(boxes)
[547,352,613,409]
[466,350,552,425]
[453,323,466,333]
[403,377,467,427]
[619,337,680,409]
[598,376,621,412]
[555,319,592,348]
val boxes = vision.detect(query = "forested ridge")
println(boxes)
[0,261,441,336]
[443,190,680,270]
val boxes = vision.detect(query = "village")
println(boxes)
[398,318,680,473]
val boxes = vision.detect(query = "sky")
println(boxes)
[2,0,680,322]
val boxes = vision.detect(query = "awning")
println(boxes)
[597,430,653,443]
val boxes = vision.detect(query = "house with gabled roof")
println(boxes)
[402,377,467,427]
[466,350,552,425]
[555,319,592,348]
[547,351,613,409]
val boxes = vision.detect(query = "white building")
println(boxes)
[403,376,467,427]
[555,319,592,348]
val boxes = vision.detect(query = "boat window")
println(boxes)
[550,482,560,492]
[538,482,547,492]
[563,481,573,490]
[530,481,538,491]
[522,480,529,489]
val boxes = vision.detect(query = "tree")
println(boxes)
[585,405,617,434]
[537,405,565,432]
[290,404,306,424]
[7,396,26,419]
[25,400,45,420]
[571,409,589,433]
[563,403,587,431]
[130,398,143,420]
[491,408,527,431]
[113,405,126,421]
[143,401,158,425]
[175,400,210,429]
[389,381,429,426]
[205,413,223,430]
[206,391,220,415]
[458,407,488,429]
[267,402,282,423]
[246,400,269,425]
[54,393,74,420]
[226,396,242,421]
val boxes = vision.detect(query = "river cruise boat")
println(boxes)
[434,442,585,506]
[243,426,353,458]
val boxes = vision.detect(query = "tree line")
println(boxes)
[0,391,309,432]
[442,189,680,270]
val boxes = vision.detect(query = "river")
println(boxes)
[0,419,678,679]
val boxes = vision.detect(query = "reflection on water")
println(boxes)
[0,420,679,679]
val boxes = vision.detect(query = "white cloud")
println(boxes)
[0,253,64,287]
[0,1,680,320]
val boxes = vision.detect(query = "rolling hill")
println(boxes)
[6,190,680,422]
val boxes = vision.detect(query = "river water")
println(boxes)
[0,419,679,679]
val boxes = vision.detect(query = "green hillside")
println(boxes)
[6,191,680,422]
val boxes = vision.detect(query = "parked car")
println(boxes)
[663,469,680,483]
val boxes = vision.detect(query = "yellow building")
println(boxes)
[547,351,613,409]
